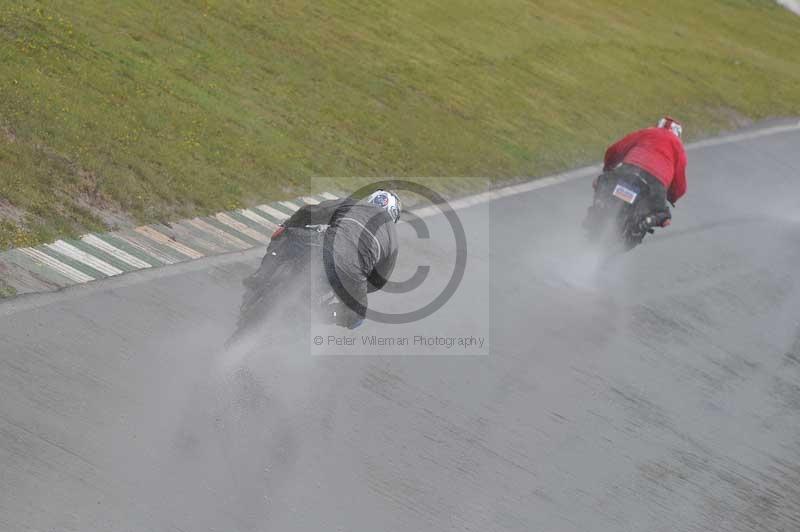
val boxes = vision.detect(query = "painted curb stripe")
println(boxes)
[46,240,123,277]
[109,233,179,265]
[238,209,278,230]
[37,245,109,279]
[202,217,263,247]
[227,210,274,233]
[170,222,232,254]
[65,238,139,273]
[278,200,301,212]
[320,192,339,200]
[182,218,248,251]
[135,226,204,259]
[201,218,262,249]
[272,202,296,216]
[187,219,251,250]
[300,196,320,205]
[214,213,270,243]
[254,204,289,223]
[94,233,166,267]
[3,250,74,288]
[0,256,57,293]
[18,248,94,283]
[81,234,153,269]
[313,193,335,203]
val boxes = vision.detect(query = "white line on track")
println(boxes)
[687,121,800,151]
[412,121,800,219]
[411,167,601,219]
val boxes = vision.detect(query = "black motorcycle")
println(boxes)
[229,224,339,344]
[583,170,671,252]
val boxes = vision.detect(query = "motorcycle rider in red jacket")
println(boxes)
[593,117,687,229]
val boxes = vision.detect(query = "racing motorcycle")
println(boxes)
[583,170,671,252]
[229,223,340,344]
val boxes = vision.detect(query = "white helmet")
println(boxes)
[657,116,683,139]
[366,189,402,223]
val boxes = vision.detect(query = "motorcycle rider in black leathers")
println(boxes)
[260,189,401,329]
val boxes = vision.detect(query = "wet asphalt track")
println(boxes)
[1,123,800,531]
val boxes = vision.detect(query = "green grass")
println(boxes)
[1,0,799,248]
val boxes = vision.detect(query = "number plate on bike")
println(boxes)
[612,184,639,204]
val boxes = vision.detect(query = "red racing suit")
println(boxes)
[604,127,688,204]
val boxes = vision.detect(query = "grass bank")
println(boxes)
[1,0,799,248]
